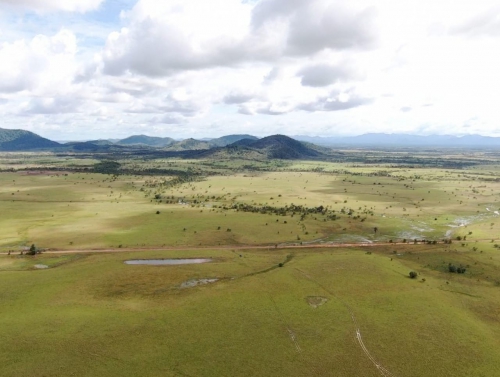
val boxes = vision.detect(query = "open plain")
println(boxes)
[1,150,500,376]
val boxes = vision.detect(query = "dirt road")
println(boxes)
[0,241,431,255]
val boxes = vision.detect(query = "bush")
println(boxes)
[409,271,418,279]
[28,244,37,256]
[448,264,457,273]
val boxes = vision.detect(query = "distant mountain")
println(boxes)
[230,138,259,147]
[209,134,259,147]
[0,127,61,151]
[204,134,324,160]
[245,134,323,159]
[294,133,500,147]
[85,139,116,146]
[117,135,175,147]
[166,138,212,151]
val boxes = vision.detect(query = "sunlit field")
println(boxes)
[1,152,500,376]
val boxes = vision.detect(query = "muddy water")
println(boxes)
[124,259,212,265]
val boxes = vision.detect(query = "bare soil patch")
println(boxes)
[306,296,328,308]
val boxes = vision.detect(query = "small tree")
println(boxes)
[409,271,418,279]
[28,244,36,256]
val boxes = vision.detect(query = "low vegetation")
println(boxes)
[1,146,500,376]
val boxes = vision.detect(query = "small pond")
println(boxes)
[124,258,212,265]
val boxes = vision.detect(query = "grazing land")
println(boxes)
[1,149,500,376]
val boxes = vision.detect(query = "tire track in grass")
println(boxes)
[269,294,303,354]
[296,268,397,377]
[267,293,326,376]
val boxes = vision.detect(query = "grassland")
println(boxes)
[1,150,500,376]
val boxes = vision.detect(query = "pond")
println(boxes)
[124,258,212,265]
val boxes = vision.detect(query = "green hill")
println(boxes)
[0,127,60,151]
[209,134,258,147]
[166,138,213,151]
[197,135,326,160]
[238,134,323,159]
[117,135,175,147]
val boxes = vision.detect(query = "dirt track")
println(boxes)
[0,241,434,255]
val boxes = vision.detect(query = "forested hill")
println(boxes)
[0,128,61,151]
[198,134,325,160]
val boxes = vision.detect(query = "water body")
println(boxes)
[124,259,212,265]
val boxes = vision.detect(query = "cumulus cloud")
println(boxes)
[101,0,253,76]
[100,0,377,77]
[148,114,185,125]
[263,67,281,85]
[449,7,500,36]
[299,91,372,112]
[0,29,77,94]
[297,63,355,87]
[21,97,82,115]
[0,0,104,13]
[223,91,260,104]
[4,0,500,140]
[251,0,377,54]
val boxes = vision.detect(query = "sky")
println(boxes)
[0,0,499,140]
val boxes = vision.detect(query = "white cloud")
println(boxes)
[21,97,82,115]
[0,0,104,13]
[100,0,377,77]
[297,63,356,87]
[252,0,377,54]
[0,29,77,94]
[2,0,500,140]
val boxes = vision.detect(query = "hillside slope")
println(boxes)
[117,135,175,147]
[0,128,61,151]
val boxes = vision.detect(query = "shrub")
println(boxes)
[28,244,37,256]
[409,271,418,279]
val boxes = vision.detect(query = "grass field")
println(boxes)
[1,152,500,376]
[1,246,499,376]
[2,165,500,251]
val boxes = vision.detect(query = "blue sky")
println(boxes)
[1,0,499,140]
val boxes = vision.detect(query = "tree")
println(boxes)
[409,271,418,279]
[374,227,378,234]
[28,244,36,256]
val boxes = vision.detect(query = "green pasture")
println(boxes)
[1,153,500,376]
[2,161,500,251]
[1,246,499,376]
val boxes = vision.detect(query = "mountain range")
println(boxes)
[3,127,500,156]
